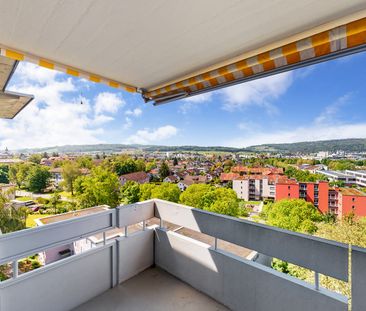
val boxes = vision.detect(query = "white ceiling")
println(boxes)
[0,0,365,90]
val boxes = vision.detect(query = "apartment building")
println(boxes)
[344,170,366,187]
[276,180,366,218]
[233,175,283,201]
[231,166,284,176]
[276,180,329,213]
[336,188,366,218]
[315,170,356,185]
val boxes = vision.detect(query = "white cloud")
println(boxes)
[94,92,125,115]
[126,125,178,144]
[125,107,142,117]
[0,62,127,149]
[229,93,360,147]
[314,93,352,125]
[220,71,293,113]
[123,117,133,130]
[178,71,293,114]
[179,93,212,114]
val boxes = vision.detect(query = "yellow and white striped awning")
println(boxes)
[145,17,366,104]
[0,48,136,93]
[0,0,365,107]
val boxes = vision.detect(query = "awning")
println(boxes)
[145,17,366,104]
[0,0,365,106]
[0,55,33,118]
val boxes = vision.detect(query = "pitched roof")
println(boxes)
[220,173,240,182]
[120,171,149,182]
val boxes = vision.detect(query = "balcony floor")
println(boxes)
[73,267,229,311]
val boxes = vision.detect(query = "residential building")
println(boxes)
[182,175,208,187]
[163,175,180,183]
[50,167,90,187]
[344,170,366,187]
[298,164,327,173]
[316,170,356,185]
[233,175,285,201]
[220,172,240,183]
[276,180,329,213]
[336,188,366,218]
[119,171,150,185]
[231,166,284,176]
[276,180,366,218]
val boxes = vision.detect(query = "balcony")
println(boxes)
[1,199,365,311]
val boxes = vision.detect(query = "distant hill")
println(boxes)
[247,138,366,153]
[15,138,366,154]
[16,144,243,154]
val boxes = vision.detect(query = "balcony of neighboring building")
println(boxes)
[1,199,365,311]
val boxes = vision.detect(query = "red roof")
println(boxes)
[232,166,284,175]
[220,173,240,182]
[120,171,149,182]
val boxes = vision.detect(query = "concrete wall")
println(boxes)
[155,229,347,311]
[154,199,349,281]
[117,228,154,283]
[0,244,115,311]
[352,246,366,311]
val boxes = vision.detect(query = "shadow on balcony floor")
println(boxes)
[73,267,229,311]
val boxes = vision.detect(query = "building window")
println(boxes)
[352,205,355,210]
[352,198,355,202]
[288,186,290,190]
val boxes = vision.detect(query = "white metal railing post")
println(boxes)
[124,226,128,237]
[214,237,218,250]
[160,218,163,228]
[103,232,106,245]
[12,260,18,279]
[314,272,319,290]
[142,220,146,231]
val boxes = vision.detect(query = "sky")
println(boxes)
[1,51,366,150]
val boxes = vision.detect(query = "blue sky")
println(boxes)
[1,51,366,149]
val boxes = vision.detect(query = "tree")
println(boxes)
[9,163,33,188]
[139,183,157,201]
[76,156,93,169]
[262,199,323,234]
[120,181,140,204]
[158,161,170,179]
[61,161,81,195]
[28,154,42,164]
[151,183,180,202]
[179,184,212,208]
[0,165,9,183]
[135,159,146,172]
[0,193,26,233]
[173,157,178,166]
[25,166,51,193]
[74,167,120,208]
[145,161,157,172]
[49,191,61,214]
[179,184,239,217]
[111,156,138,175]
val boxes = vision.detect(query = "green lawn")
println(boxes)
[16,196,33,201]
[242,200,261,205]
[26,214,54,228]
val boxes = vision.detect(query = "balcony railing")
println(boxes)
[1,199,365,311]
